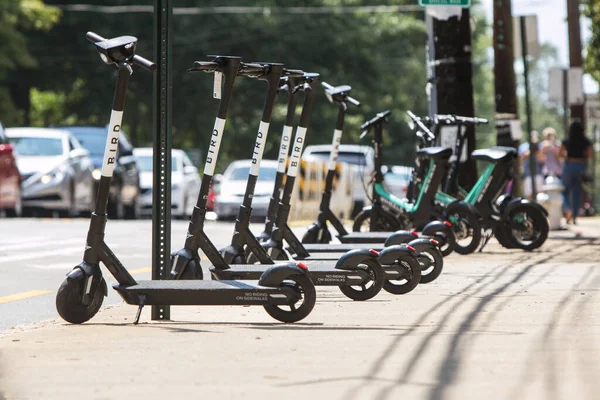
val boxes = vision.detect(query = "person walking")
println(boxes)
[519,131,543,199]
[560,119,593,224]
[538,127,563,178]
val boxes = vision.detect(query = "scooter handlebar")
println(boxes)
[360,110,391,131]
[283,68,304,78]
[407,110,436,141]
[190,61,221,73]
[238,62,268,77]
[132,55,157,72]
[347,96,360,107]
[321,82,334,90]
[434,114,489,125]
[86,31,105,43]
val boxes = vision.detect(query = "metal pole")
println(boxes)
[152,0,172,321]
[567,0,585,124]
[493,0,520,195]
[593,125,598,212]
[520,16,536,198]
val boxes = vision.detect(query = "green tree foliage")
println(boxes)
[3,1,496,170]
[0,0,60,125]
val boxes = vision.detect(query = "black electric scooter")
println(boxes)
[255,75,301,243]
[56,33,316,325]
[299,85,454,255]
[211,73,389,301]
[240,82,424,295]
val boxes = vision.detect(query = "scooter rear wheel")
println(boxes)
[435,231,454,257]
[352,209,400,232]
[506,204,549,251]
[56,277,105,324]
[263,274,316,323]
[417,246,443,284]
[382,253,422,295]
[338,258,384,301]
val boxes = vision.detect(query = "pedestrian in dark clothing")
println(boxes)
[559,119,593,224]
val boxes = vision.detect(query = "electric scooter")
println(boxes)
[408,112,549,251]
[223,81,423,295]
[56,33,316,324]
[299,90,456,255]
[210,73,390,300]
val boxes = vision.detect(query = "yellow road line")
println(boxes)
[129,267,152,275]
[0,290,53,304]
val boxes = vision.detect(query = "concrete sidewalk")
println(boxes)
[1,220,599,400]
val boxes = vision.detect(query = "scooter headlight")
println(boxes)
[92,169,102,180]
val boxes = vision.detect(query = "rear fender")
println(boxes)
[406,238,437,254]
[422,220,452,236]
[378,245,417,265]
[335,248,379,271]
[506,198,549,217]
[384,230,418,246]
[258,263,309,287]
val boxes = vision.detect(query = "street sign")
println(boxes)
[419,0,471,6]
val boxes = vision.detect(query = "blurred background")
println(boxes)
[0,0,598,220]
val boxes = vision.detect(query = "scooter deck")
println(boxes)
[337,232,393,244]
[299,243,384,253]
[210,264,368,286]
[114,280,289,306]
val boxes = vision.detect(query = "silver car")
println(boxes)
[6,127,95,217]
[133,148,201,219]
[215,159,278,220]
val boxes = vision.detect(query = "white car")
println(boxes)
[302,144,374,217]
[133,148,201,219]
[215,159,278,220]
[383,165,413,198]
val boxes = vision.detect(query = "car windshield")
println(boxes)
[307,151,367,166]
[136,155,179,172]
[62,127,107,157]
[10,136,64,156]
[228,166,277,181]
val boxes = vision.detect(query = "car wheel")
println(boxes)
[124,196,140,220]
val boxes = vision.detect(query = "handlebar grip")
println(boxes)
[283,68,304,78]
[132,55,157,72]
[477,118,489,124]
[191,61,220,72]
[86,31,106,43]
[347,96,360,107]
[321,82,334,90]
[238,63,266,77]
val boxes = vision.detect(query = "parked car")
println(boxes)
[0,122,22,217]
[302,144,374,217]
[133,148,201,219]
[6,127,95,217]
[59,126,141,219]
[383,165,413,198]
[215,159,278,220]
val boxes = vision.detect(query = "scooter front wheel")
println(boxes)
[417,246,443,284]
[448,210,482,255]
[338,258,384,301]
[263,274,316,323]
[382,253,422,295]
[56,277,105,324]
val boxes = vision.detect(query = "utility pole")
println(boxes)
[567,0,585,125]
[492,0,521,195]
[429,8,477,189]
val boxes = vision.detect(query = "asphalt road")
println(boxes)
[0,217,254,331]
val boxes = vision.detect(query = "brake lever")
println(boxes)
[360,130,369,139]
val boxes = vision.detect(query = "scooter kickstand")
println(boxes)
[133,295,146,325]
[479,229,492,252]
